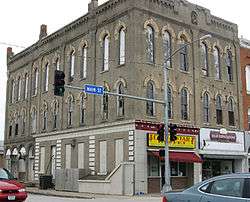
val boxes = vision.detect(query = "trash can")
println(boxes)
[39,174,53,189]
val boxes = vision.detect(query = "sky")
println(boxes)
[0,0,249,140]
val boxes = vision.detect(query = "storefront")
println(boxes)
[199,128,248,180]
[146,126,202,193]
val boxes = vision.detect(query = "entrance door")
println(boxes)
[51,146,56,179]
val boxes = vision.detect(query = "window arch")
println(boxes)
[163,31,171,69]
[228,97,235,126]
[226,50,233,81]
[167,85,173,119]
[181,88,188,120]
[80,94,86,125]
[146,81,155,116]
[67,96,74,126]
[146,25,155,63]
[80,45,87,79]
[180,36,189,71]
[44,63,49,92]
[102,87,109,120]
[31,107,37,133]
[102,35,109,71]
[69,50,75,81]
[119,27,126,65]
[201,42,209,76]
[246,65,250,93]
[203,92,209,123]
[52,100,59,129]
[117,83,125,117]
[24,73,29,99]
[214,47,221,79]
[216,95,223,125]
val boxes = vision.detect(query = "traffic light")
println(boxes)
[157,124,165,142]
[169,124,177,142]
[54,70,65,96]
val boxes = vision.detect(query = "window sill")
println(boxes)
[100,70,109,74]
[214,78,222,82]
[31,94,37,98]
[179,70,190,74]
[146,62,156,66]
[42,90,48,94]
[180,119,191,123]
[146,115,157,119]
[67,125,73,129]
[116,116,125,121]
[117,63,125,68]
[80,77,87,81]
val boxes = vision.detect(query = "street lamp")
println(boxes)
[162,34,212,193]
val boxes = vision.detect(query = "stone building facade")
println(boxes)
[4,0,243,194]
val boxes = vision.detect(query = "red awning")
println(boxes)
[149,151,203,163]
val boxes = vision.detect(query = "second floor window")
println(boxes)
[24,73,29,99]
[80,46,87,79]
[214,47,221,79]
[42,105,48,131]
[216,95,223,125]
[80,95,86,125]
[31,108,37,133]
[119,27,126,65]
[163,31,171,69]
[246,65,250,93]
[69,51,75,81]
[181,88,188,120]
[146,25,155,63]
[146,81,155,116]
[32,68,38,96]
[53,101,59,129]
[201,42,209,76]
[228,98,235,126]
[117,83,125,117]
[44,63,49,92]
[226,50,233,81]
[21,111,26,134]
[102,35,109,71]
[102,87,109,120]
[203,92,209,123]
[17,77,21,101]
[167,85,173,119]
[67,97,74,126]
[11,80,15,103]
[180,38,188,71]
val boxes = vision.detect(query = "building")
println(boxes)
[240,37,250,172]
[4,0,244,194]
[0,141,4,168]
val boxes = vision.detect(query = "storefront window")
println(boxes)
[148,155,159,176]
[170,162,186,177]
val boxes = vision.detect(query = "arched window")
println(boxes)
[226,50,233,81]
[201,42,209,76]
[246,65,250,93]
[214,47,221,79]
[44,63,49,92]
[31,108,37,133]
[14,114,19,136]
[21,110,26,134]
[53,101,59,129]
[69,50,75,81]
[102,87,109,120]
[119,27,126,65]
[55,58,60,70]
[216,95,223,124]
[67,96,74,126]
[167,85,173,119]
[102,35,109,71]
[32,68,38,96]
[228,97,235,126]
[180,37,189,71]
[146,25,155,63]
[17,77,22,101]
[181,88,188,120]
[81,45,87,79]
[24,73,29,99]
[203,92,209,123]
[163,31,171,69]
[80,95,86,125]
[248,108,250,130]
[146,81,155,116]
[42,103,48,131]
[117,83,125,117]
[10,79,15,103]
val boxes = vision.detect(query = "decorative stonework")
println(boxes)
[78,39,89,52]
[162,24,176,41]
[88,135,96,175]
[128,130,134,161]
[113,77,127,90]
[212,41,223,56]
[114,21,127,40]
[99,30,111,47]
[191,11,198,25]
[177,30,192,43]
[143,76,160,89]
[144,19,159,38]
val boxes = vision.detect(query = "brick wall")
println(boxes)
[240,47,250,130]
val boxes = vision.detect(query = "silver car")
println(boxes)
[162,173,250,202]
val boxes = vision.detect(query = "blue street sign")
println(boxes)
[84,84,104,95]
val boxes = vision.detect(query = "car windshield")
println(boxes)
[0,168,15,180]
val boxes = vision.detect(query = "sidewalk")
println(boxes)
[26,187,161,200]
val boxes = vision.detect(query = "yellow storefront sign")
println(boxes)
[147,133,196,149]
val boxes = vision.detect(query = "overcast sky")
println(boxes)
[0,0,249,140]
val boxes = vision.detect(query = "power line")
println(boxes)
[0,42,25,49]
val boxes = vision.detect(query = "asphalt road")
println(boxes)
[26,194,160,202]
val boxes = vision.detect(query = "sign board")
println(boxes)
[210,131,236,143]
[84,84,104,95]
[147,133,196,149]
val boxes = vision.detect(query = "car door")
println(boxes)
[199,178,247,202]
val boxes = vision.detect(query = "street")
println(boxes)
[26,194,161,202]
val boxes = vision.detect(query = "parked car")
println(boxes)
[162,173,250,202]
[0,168,27,202]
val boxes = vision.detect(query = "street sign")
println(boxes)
[84,84,104,95]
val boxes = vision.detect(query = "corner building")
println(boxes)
[4,0,244,194]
